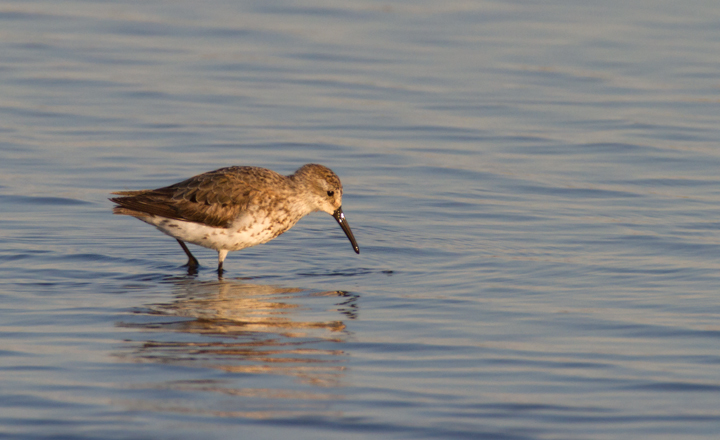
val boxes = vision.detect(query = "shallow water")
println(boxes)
[2,1,720,439]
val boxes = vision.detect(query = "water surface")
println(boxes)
[2,1,720,439]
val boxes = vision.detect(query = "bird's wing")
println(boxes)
[110,167,285,228]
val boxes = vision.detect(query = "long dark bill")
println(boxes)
[333,207,360,254]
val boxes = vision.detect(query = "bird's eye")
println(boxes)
[327,190,334,197]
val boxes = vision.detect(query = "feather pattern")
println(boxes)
[111,166,287,228]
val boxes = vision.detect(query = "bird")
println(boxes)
[110,164,359,273]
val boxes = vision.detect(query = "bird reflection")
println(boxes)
[118,277,359,391]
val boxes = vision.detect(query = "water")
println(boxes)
[2,0,720,438]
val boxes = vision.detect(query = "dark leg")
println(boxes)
[217,250,227,276]
[176,239,199,267]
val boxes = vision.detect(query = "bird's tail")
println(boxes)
[110,189,152,196]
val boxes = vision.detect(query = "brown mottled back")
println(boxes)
[111,166,289,227]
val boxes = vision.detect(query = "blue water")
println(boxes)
[2,1,720,439]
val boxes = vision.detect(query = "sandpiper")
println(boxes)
[110,164,359,273]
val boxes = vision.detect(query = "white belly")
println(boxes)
[139,214,289,252]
